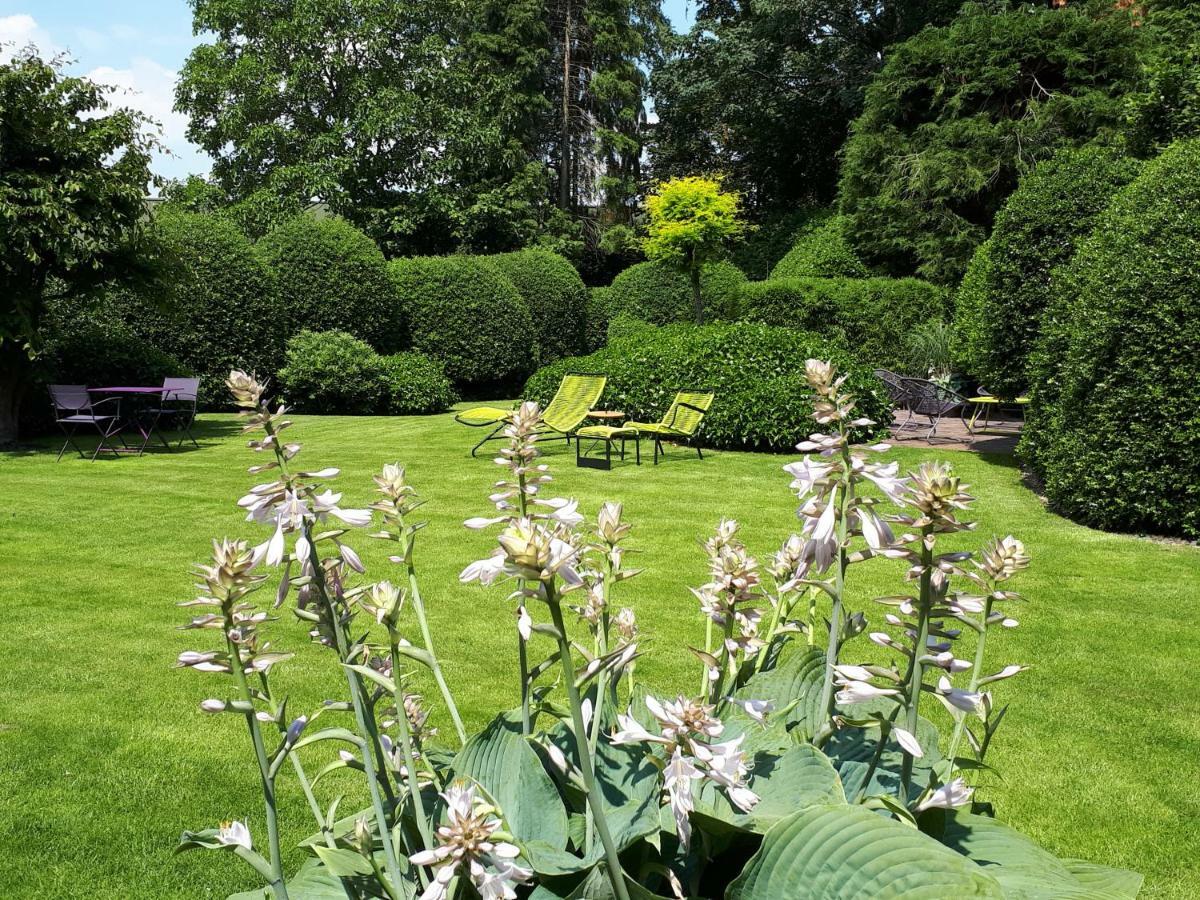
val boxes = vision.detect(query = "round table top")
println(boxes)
[588,409,626,420]
[88,386,167,394]
[969,396,1030,404]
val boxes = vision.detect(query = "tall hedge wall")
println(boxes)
[482,249,588,363]
[607,260,747,324]
[740,277,949,373]
[770,215,869,280]
[1022,139,1200,538]
[954,145,1142,397]
[523,322,891,452]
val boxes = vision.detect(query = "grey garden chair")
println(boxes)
[874,368,914,418]
[150,377,201,448]
[49,384,123,461]
[896,376,969,439]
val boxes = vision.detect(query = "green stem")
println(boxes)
[900,527,934,800]
[816,442,855,737]
[946,592,992,765]
[516,471,532,735]
[584,568,614,857]
[548,596,631,900]
[390,642,433,889]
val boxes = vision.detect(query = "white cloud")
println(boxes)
[0,13,61,61]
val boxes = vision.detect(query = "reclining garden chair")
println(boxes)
[455,372,608,457]
[626,390,714,464]
[49,384,123,462]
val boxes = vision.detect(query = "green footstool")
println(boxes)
[575,424,640,469]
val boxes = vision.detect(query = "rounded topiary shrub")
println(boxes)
[481,250,588,363]
[954,145,1141,397]
[277,330,387,415]
[741,277,949,374]
[1022,139,1200,539]
[388,255,537,392]
[379,352,457,415]
[257,215,402,352]
[607,260,747,325]
[114,210,284,401]
[770,216,868,280]
[585,286,613,352]
[523,322,891,452]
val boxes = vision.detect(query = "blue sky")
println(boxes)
[1,0,696,184]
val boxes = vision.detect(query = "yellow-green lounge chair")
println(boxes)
[626,390,714,464]
[454,372,607,457]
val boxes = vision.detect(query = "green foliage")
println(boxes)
[0,50,161,442]
[730,208,830,281]
[955,145,1141,397]
[482,249,588,363]
[39,309,189,397]
[115,211,285,403]
[1125,3,1200,156]
[388,254,537,392]
[585,287,615,352]
[523,321,892,451]
[1022,139,1200,539]
[740,277,949,373]
[838,1,1142,283]
[277,330,455,416]
[769,216,868,280]
[255,216,401,352]
[608,260,747,326]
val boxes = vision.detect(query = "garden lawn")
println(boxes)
[1,407,1197,898]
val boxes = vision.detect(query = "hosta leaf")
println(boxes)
[226,858,357,900]
[726,804,1004,899]
[928,810,1143,899]
[529,861,665,899]
[311,846,373,877]
[824,713,940,803]
[733,646,825,741]
[452,711,569,853]
[1062,860,1144,897]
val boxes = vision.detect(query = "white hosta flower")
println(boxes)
[611,712,662,746]
[929,651,972,673]
[664,749,701,850]
[725,698,774,724]
[858,508,895,551]
[516,606,532,641]
[981,664,1028,684]
[216,820,251,849]
[935,676,985,715]
[916,777,974,812]
[459,552,506,586]
[783,456,833,498]
[199,698,226,713]
[835,679,900,705]
[892,726,923,758]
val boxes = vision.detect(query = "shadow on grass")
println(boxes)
[1,416,242,460]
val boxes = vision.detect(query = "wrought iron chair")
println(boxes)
[49,385,123,462]
[895,377,969,439]
[150,377,201,448]
[874,369,915,421]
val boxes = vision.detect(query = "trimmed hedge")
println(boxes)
[114,210,284,402]
[740,277,949,373]
[607,260,748,325]
[585,287,614,352]
[256,216,401,352]
[955,145,1141,397]
[1022,139,1200,539]
[522,322,891,452]
[770,216,868,280]
[278,330,454,415]
[388,255,537,392]
[482,249,588,362]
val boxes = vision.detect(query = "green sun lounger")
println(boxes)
[455,373,608,457]
[625,390,714,464]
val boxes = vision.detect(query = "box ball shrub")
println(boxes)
[114,210,285,402]
[954,145,1141,397]
[1022,139,1200,539]
[584,286,613,352]
[607,259,747,325]
[523,321,891,451]
[388,255,537,392]
[256,215,402,352]
[481,249,588,362]
[277,330,387,414]
[770,215,868,280]
[379,352,457,415]
[741,277,949,374]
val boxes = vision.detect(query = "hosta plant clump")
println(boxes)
[175,367,1141,899]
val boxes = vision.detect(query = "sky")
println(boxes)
[0,0,696,185]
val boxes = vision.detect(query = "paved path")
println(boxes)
[888,411,1022,454]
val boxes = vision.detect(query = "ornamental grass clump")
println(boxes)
[176,367,1141,899]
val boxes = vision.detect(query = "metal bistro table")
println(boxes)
[87,386,171,455]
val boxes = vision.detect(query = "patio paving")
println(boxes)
[888,410,1023,454]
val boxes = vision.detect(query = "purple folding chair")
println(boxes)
[49,385,123,461]
[149,377,200,448]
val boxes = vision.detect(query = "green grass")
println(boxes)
[1,407,1197,898]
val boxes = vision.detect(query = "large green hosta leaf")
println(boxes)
[927,809,1143,898]
[726,804,1004,899]
[694,744,846,835]
[451,712,570,856]
[823,707,941,803]
[732,645,826,742]
[529,861,666,899]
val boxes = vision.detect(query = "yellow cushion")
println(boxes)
[577,424,637,440]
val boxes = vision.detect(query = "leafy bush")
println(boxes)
[770,215,868,279]
[379,351,457,415]
[731,207,831,280]
[481,249,588,363]
[838,0,1141,283]
[524,321,891,451]
[256,215,402,352]
[277,330,455,415]
[608,260,747,325]
[112,210,284,403]
[177,370,1138,899]
[740,277,949,373]
[1022,139,1200,539]
[955,145,1141,397]
[585,286,614,352]
[388,255,537,392]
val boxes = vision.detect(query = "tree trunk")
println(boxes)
[0,342,29,446]
[690,263,703,325]
[559,0,573,211]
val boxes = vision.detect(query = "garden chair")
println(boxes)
[49,384,123,462]
[895,377,969,440]
[625,390,714,464]
[874,368,915,419]
[148,377,201,448]
[455,373,608,457]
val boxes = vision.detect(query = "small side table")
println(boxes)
[576,424,640,469]
[967,395,1030,438]
[587,409,626,422]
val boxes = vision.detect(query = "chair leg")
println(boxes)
[470,424,506,458]
[635,437,640,465]
[695,443,703,460]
